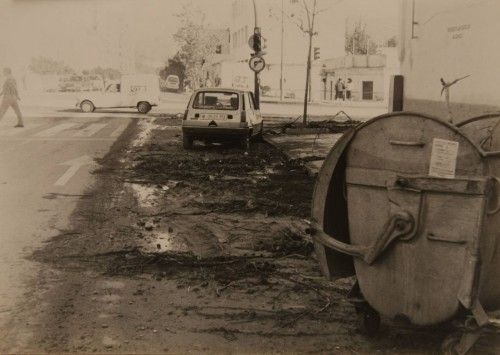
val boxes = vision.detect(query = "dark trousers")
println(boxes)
[0,97,23,124]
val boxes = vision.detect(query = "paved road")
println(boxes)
[22,91,387,121]
[0,111,131,333]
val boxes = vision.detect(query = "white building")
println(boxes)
[205,0,345,100]
[399,0,500,119]
[319,47,400,102]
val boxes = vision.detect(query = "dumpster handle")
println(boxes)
[311,211,415,265]
[486,177,500,215]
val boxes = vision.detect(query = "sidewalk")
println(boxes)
[264,132,342,177]
[261,96,386,109]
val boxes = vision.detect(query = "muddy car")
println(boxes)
[181,88,263,149]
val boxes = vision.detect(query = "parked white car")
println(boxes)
[76,74,160,113]
[182,88,264,150]
[165,75,180,90]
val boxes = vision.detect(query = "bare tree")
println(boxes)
[345,21,379,55]
[29,56,74,75]
[281,0,326,125]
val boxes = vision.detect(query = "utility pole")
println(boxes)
[280,0,284,101]
[252,0,260,109]
[302,0,318,125]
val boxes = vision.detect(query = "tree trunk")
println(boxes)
[302,32,313,126]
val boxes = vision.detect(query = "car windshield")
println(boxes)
[193,91,239,110]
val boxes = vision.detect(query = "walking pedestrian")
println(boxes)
[0,68,24,127]
[345,78,352,100]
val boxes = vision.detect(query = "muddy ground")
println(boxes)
[2,117,496,353]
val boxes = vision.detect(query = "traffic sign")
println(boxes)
[249,56,266,73]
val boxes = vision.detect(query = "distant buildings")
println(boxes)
[318,47,400,102]
[203,0,344,100]
[203,0,400,103]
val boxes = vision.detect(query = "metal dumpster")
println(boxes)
[311,112,500,345]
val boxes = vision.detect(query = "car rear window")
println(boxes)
[167,76,179,83]
[193,91,239,110]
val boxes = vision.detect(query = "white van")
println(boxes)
[77,74,160,114]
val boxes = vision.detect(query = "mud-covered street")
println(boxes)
[1,117,469,354]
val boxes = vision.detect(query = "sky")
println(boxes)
[0,0,398,74]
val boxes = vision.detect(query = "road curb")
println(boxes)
[263,135,321,178]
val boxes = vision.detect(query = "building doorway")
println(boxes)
[362,81,373,100]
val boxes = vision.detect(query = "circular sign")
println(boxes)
[249,56,266,73]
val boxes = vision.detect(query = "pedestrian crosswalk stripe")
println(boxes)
[110,124,128,137]
[72,123,107,137]
[0,123,44,136]
[34,123,79,137]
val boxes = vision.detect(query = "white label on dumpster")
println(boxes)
[429,138,459,178]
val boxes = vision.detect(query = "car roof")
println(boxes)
[193,87,248,94]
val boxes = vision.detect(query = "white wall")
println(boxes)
[400,0,500,109]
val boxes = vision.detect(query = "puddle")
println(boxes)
[139,230,189,253]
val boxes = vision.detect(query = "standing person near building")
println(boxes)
[336,78,345,100]
[345,78,352,100]
[0,68,24,127]
[335,78,344,101]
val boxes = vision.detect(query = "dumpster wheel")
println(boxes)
[355,303,381,336]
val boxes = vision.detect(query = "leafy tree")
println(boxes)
[29,56,74,75]
[159,52,186,91]
[345,21,378,55]
[173,4,220,90]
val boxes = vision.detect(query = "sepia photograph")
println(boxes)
[0,0,499,353]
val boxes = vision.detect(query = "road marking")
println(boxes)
[72,123,107,137]
[0,137,116,141]
[110,124,128,137]
[0,123,44,136]
[35,123,79,137]
[54,155,93,186]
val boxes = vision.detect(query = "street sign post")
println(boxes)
[248,35,255,51]
[249,56,265,73]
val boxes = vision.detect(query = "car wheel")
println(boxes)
[183,133,193,149]
[80,100,95,113]
[241,135,250,151]
[137,101,152,114]
[255,121,264,141]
